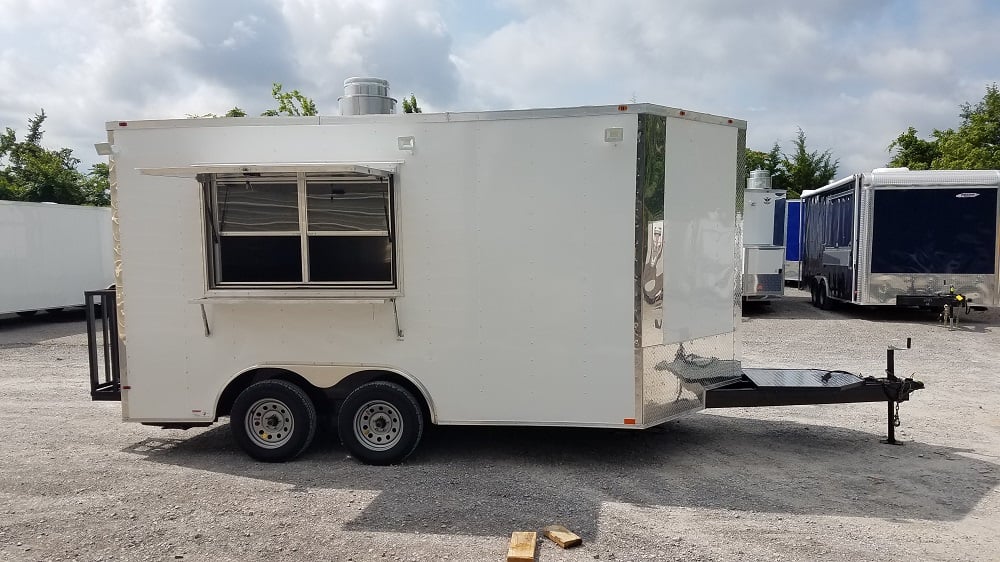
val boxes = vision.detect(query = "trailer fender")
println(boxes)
[215,364,437,423]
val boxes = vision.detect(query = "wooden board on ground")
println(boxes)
[543,524,582,548]
[507,531,537,562]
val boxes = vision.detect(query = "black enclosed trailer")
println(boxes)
[800,169,1000,313]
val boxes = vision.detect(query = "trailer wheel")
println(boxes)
[338,381,424,465]
[231,380,317,462]
[809,283,819,307]
[817,282,834,310]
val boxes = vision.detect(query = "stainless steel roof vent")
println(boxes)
[339,77,397,116]
[747,169,772,190]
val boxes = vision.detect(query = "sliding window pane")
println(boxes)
[307,182,389,231]
[218,181,299,232]
[220,236,302,282]
[309,236,392,282]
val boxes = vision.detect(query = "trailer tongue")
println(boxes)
[660,341,924,445]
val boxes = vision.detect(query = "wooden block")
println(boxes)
[543,525,582,548]
[507,531,537,562]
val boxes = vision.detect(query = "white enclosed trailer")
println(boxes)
[0,201,113,316]
[87,102,924,463]
[741,170,786,300]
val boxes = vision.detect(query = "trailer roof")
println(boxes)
[865,169,1000,187]
[801,175,858,199]
[802,169,1000,199]
[106,104,746,131]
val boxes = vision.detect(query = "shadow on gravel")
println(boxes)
[744,291,1000,331]
[124,412,999,539]
[0,308,89,345]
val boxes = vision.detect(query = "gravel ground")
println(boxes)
[1,290,999,561]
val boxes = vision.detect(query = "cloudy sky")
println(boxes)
[2,0,998,173]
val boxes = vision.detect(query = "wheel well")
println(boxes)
[216,367,433,423]
[216,368,328,419]
[333,370,434,424]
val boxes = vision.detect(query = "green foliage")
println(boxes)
[935,83,1000,169]
[402,94,422,114]
[781,129,838,198]
[225,107,247,117]
[887,127,939,170]
[0,110,101,205]
[81,163,111,206]
[746,133,834,199]
[262,83,317,116]
[887,83,1000,170]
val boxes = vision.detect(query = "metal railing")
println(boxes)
[85,289,121,401]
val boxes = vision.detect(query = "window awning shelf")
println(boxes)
[139,162,398,178]
[191,292,399,304]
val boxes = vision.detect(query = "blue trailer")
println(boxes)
[784,199,801,286]
[800,169,999,314]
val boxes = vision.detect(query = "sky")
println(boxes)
[1,0,999,175]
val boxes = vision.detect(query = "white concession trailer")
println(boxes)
[1,201,113,316]
[87,100,923,464]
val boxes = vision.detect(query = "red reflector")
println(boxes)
[727,119,733,124]
[618,104,628,111]
[623,418,636,425]
[121,385,131,390]
[118,121,128,127]
[679,110,686,116]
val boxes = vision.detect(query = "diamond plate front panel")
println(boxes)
[743,368,861,388]
[642,332,741,425]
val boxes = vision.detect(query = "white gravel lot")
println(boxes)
[1,289,998,561]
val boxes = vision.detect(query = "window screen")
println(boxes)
[218,181,299,232]
[307,182,389,232]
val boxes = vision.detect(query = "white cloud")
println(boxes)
[1,0,999,177]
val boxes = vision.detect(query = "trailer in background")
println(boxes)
[784,199,802,286]
[742,170,786,300]
[0,201,114,316]
[800,168,999,313]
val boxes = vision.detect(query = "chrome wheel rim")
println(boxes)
[245,398,294,449]
[353,400,403,452]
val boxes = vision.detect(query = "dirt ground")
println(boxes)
[1,290,998,561]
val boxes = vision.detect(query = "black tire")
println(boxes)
[338,381,424,466]
[818,282,834,310]
[809,283,820,307]
[15,310,38,318]
[231,380,317,462]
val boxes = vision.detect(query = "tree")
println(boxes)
[225,107,247,117]
[781,128,838,198]
[261,83,317,116]
[887,126,939,170]
[402,94,422,114]
[0,110,88,204]
[887,83,1000,170]
[81,163,111,206]
[935,83,1000,169]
